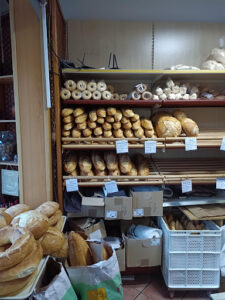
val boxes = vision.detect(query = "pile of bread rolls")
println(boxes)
[163,214,205,231]
[62,107,156,140]
[68,231,110,267]
[64,152,150,177]
[0,202,65,297]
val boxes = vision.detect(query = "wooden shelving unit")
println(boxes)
[0,75,13,84]
[0,161,18,166]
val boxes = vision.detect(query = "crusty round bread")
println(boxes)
[48,210,62,227]
[0,226,35,271]
[36,201,59,218]
[173,109,187,121]
[181,118,199,137]
[51,236,68,258]
[11,210,49,239]
[141,118,154,130]
[0,241,42,282]
[68,232,93,266]
[0,269,38,297]
[5,204,30,219]
[0,212,12,229]
[155,116,182,138]
[39,227,64,255]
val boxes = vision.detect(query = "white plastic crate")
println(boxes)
[158,217,221,289]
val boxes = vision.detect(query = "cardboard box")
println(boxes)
[131,188,163,217]
[116,246,126,272]
[105,196,132,220]
[121,219,162,268]
[85,221,107,239]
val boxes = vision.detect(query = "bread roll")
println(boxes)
[131,114,140,122]
[12,211,49,239]
[107,107,117,116]
[64,123,73,131]
[113,129,124,138]
[89,110,97,122]
[124,129,134,138]
[119,154,132,174]
[72,128,81,138]
[82,128,92,137]
[102,122,112,131]
[103,130,113,138]
[97,108,106,118]
[121,116,129,124]
[79,154,92,172]
[97,117,105,124]
[141,118,154,130]
[94,127,103,136]
[122,109,135,118]
[5,204,30,219]
[135,154,150,176]
[64,153,77,173]
[63,115,74,124]
[180,118,199,137]
[106,116,114,123]
[91,151,106,171]
[104,151,118,171]
[36,201,59,217]
[73,107,85,117]
[145,129,155,138]
[109,169,120,176]
[68,232,93,266]
[134,127,145,138]
[173,110,187,121]
[123,121,132,130]
[39,227,64,255]
[114,111,123,122]
[77,122,87,130]
[75,113,87,124]
[61,108,73,117]
[155,116,182,138]
[113,122,121,130]
[87,120,97,129]
[132,120,141,130]
[62,130,71,137]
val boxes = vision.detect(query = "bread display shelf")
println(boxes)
[62,130,225,150]
[63,158,225,187]
[63,98,225,107]
[0,75,13,84]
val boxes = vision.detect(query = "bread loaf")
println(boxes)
[104,151,118,171]
[131,114,140,122]
[134,127,145,138]
[72,128,81,138]
[48,209,62,226]
[109,169,121,176]
[107,107,116,116]
[123,121,132,130]
[94,127,103,136]
[89,110,97,122]
[82,128,92,137]
[155,115,182,137]
[61,108,73,117]
[135,154,150,176]
[141,118,154,130]
[106,116,114,123]
[0,212,12,229]
[173,110,187,121]
[64,153,77,173]
[103,130,113,138]
[63,115,74,124]
[128,163,138,176]
[79,154,92,172]
[122,109,134,118]
[63,123,73,131]
[95,169,107,176]
[39,227,64,255]
[113,129,124,138]
[75,113,87,124]
[124,129,134,138]
[102,122,112,130]
[97,117,105,124]
[113,122,121,130]
[114,111,123,122]
[68,232,93,266]
[62,130,71,137]
[36,201,59,218]
[87,120,97,129]
[132,120,141,130]
[91,151,105,171]
[5,204,30,219]
[97,108,106,118]
[73,107,85,117]
[119,154,132,174]
[51,236,68,258]
[180,118,199,137]
[77,122,87,130]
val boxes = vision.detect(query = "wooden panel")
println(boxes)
[12,0,49,208]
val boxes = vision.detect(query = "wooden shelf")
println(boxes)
[0,75,13,84]
[0,120,16,123]
[63,158,225,187]
[63,98,225,107]
[0,161,18,166]
[62,130,225,150]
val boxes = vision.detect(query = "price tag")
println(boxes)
[104,181,118,195]
[133,208,144,217]
[145,141,156,154]
[182,179,192,193]
[220,138,225,151]
[116,140,128,154]
[216,178,225,189]
[66,179,78,192]
[106,210,118,219]
[185,137,197,151]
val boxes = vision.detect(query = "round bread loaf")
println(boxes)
[155,116,182,138]
[5,204,30,219]
[36,201,59,218]
[181,118,199,137]
[0,226,35,271]
[39,227,64,255]
[11,211,50,239]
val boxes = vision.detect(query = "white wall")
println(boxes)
[68,20,225,69]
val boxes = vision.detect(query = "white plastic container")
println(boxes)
[158,217,221,289]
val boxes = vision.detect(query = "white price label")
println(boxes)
[182,179,192,193]
[104,181,118,195]
[133,208,144,217]
[216,178,225,189]
[116,140,128,154]
[145,141,156,154]
[185,137,197,151]
[106,210,118,219]
[66,179,78,192]
[220,138,225,151]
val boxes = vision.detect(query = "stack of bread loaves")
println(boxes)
[62,107,156,140]
[64,151,150,177]
[164,214,205,231]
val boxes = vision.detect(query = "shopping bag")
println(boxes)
[66,242,123,300]
[33,257,78,300]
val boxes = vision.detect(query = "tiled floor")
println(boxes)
[122,273,210,300]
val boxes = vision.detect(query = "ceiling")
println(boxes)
[59,0,225,23]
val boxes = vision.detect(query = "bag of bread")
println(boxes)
[66,240,123,300]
